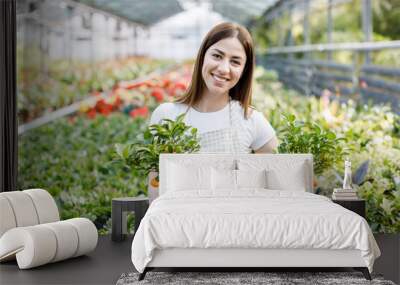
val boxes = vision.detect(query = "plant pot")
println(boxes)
[148,171,159,205]
[373,233,400,284]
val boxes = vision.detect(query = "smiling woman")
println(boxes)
[202,38,247,105]
[149,22,278,154]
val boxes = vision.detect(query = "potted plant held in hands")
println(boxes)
[114,114,201,203]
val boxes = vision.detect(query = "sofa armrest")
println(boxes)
[0,218,98,269]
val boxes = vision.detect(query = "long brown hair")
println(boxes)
[175,22,255,119]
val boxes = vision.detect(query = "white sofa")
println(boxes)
[0,189,98,269]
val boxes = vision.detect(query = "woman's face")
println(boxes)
[201,37,247,96]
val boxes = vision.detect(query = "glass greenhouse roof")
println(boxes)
[75,0,185,26]
[211,0,277,25]
[74,0,278,26]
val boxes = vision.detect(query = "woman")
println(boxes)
[150,22,278,154]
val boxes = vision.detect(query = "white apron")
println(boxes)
[184,99,251,154]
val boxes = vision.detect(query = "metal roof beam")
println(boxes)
[261,41,400,54]
[63,0,146,27]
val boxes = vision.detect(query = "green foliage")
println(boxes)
[354,149,400,233]
[18,65,399,235]
[252,0,399,65]
[255,67,400,233]
[18,113,148,233]
[278,114,346,176]
[373,0,400,40]
[114,114,201,179]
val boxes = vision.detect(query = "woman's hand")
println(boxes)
[254,136,279,154]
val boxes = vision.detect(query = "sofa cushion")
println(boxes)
[23,189,60,223]
[0,196,16,237]
[0,189,60,238]
[0,191,39,228]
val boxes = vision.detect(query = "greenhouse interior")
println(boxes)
[1,0,399,284]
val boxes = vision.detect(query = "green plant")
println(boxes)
[254,67,400,233]
[349,150,400,233]
[114,114,201,180]
[18,113,148,234]
[278,114,346,176]
[18,66,399,234]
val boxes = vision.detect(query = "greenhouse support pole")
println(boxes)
[288,2,294,60]
[0,0,18,192]
[362,0,372,64]
[89,12,95,76]
[133,26,137,56]
[303,0,310,60]
[327,0,333,60]
[67,5,74,75]
[303,0,310,45]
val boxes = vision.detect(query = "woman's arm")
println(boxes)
[254,136,279,153]
[248,108,278,153]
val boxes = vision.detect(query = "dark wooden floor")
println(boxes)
[0,235,134,285]
[1,234,397,284]
[0,235,361,285]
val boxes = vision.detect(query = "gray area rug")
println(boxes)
[116,271,396,285]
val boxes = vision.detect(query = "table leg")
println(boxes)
[112,201,123,242]
[121,211,127,235]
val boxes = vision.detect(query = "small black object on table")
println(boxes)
[112,197,149,242]
[332,198,366,218]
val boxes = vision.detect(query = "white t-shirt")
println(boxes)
[149,100,276,150]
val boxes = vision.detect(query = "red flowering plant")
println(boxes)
[150,87,165,102]
[129,106,149,118]
[79,66,190,119]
